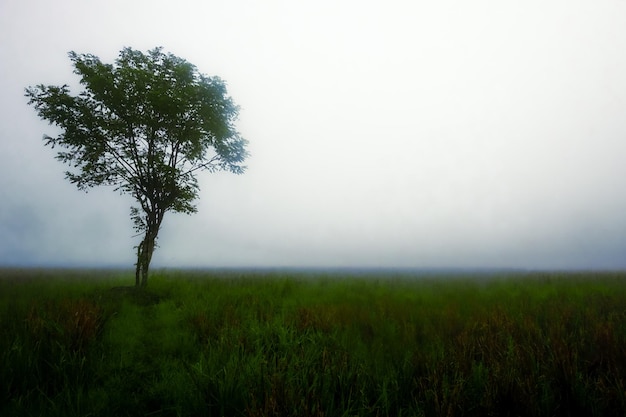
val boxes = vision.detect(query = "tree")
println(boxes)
[26,47,248,286]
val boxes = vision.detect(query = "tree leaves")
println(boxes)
[26,46,248,218]
[26,47,249,284]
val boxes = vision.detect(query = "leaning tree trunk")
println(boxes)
[135,234,156,287]
[134,210,164,287]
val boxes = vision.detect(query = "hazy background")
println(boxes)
[1,0,625,270]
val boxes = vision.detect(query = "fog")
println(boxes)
[1,0,626,269]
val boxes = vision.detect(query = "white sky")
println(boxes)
[1,0,626,269]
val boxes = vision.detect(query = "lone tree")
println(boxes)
[26,47,248,286]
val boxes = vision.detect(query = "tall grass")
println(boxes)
[1,269,625,416]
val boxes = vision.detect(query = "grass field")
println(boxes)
[1,268,625,416]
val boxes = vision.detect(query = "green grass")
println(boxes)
[1,269,625,416]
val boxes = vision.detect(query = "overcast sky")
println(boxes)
[1,0,626,270]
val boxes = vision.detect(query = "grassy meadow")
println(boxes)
[1,268,625,416]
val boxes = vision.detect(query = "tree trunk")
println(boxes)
[134,210,164,287]
[135,235,155,287]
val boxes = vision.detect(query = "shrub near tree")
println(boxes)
[26,47,248,286]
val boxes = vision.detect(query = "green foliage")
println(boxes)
[25,47,247,201]
[25,48,248,285]
[1,270,626,416]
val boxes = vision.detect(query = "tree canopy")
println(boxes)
[26,47,248,285]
